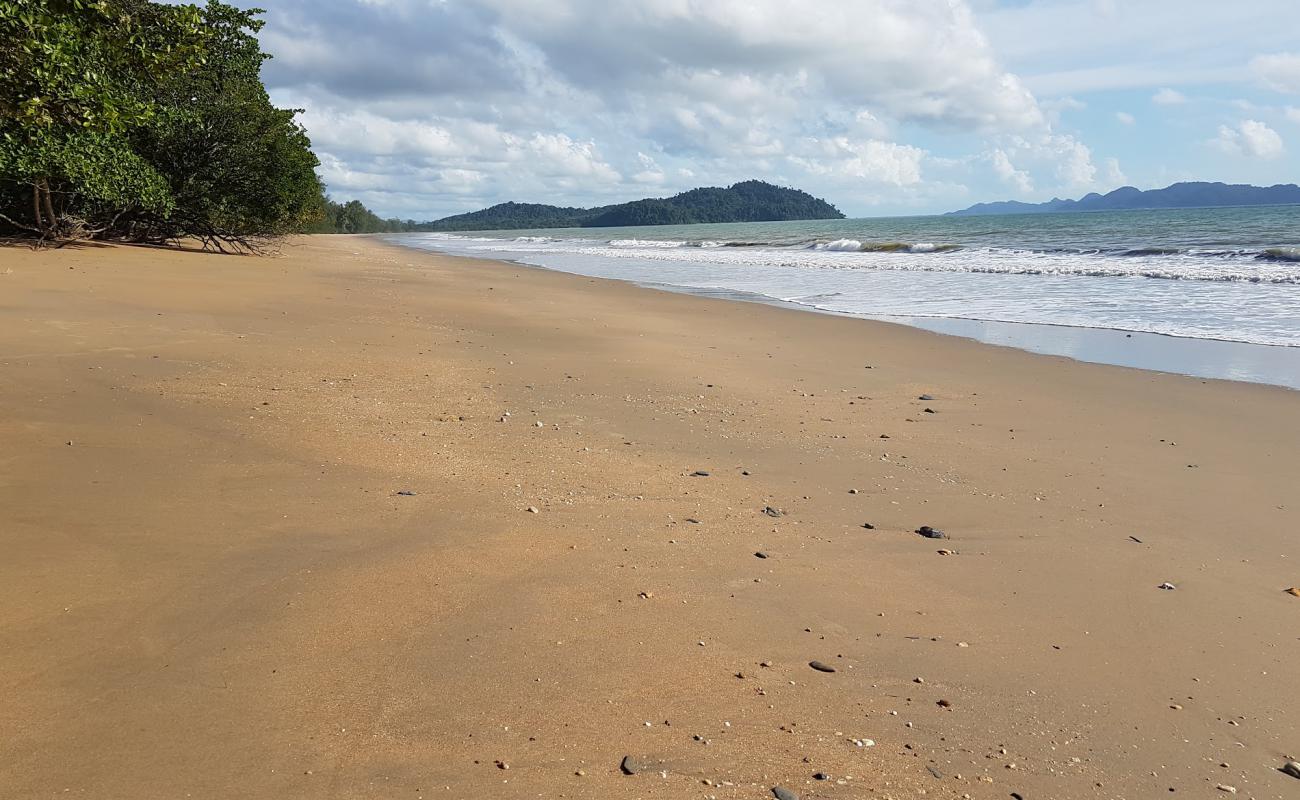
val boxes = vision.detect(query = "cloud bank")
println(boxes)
[259,0,1110,218]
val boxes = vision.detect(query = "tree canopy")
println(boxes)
[0,0,324,250]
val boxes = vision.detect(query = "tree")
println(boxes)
[0,0,206,239]
[0,0,324,250]
[125,2,322,250]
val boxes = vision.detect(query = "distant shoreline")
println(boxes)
[947,180,1300,216]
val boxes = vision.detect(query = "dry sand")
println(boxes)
[1,235,1297,799]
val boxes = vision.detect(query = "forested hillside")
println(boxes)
[425,180,844,231]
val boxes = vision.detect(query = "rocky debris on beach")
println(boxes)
[1285,587,1300,597]
[918,394,935,401]
[619,755,641,775]
[916,525,946,539]
[772,787,799,800]
[394,490,416,496]
[1281,760,1300,778]
[808,660,836,673]
[763,506,784,518]
[1157,582,1176,590]
[754,551,769,559]
[690,470,710,477]
[526,506,539,513]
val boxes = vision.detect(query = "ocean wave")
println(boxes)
[407,233,1300,283]
[1259,247,1300,262]
[606,238,688,248]
[810,239,962,253]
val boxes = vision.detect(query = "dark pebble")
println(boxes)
[813,772,829,781]
[808,660,836,673]
[916,526,946,539]
[763,506,783,518]
[926,765,944,779]
[923,407,936,413]
[754,551,769,559]
[690,470,710,477]
[395,490,416,496]
[772,787,799,800]
[918,394,935,401]
[619,755,640,775]
[861,522,875,530]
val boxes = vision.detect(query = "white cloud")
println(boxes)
[254,0,1168,217]
[1102,157,1127,186]
[1115,111,1136,125]
[1286,107,1300,124]
[1152,88,1187,105]
[1213,119,1286,159]
[1252,52,1300,93]
[990,149,1033,193]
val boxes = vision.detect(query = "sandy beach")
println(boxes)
[1,235,1297,799]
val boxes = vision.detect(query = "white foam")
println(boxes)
[817,238,863,251]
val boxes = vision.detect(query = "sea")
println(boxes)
[388,205,1300,390]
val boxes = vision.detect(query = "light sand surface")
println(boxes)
[1,235,1297,799]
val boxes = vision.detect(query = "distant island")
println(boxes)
[947,181,1300,216]
[424,180,844,231]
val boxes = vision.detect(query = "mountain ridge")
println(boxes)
[423,180,845,231]
[947,181,1300,216]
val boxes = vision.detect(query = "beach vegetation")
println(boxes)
[0,0,322,251]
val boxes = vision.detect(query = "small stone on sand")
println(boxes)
[772,787,799,800]
[619,755,641,775]
[1281,761,1300,779]
[808,660,836,673]
[916,526,946,539]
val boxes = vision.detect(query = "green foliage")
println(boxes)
[0,0,206,133]
[425,180,845,231]
[125,1,323,247]
[0,0,324,249]
[305,196,419,234]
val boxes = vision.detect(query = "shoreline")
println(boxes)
[388,234,1300,391]
[3,235,1298,799]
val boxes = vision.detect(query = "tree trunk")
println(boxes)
[32,183,43,230]
[40,179,57,234]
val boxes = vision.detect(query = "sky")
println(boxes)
[253,0,1300,219]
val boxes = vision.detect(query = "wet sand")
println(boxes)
[1,235,1297,799]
